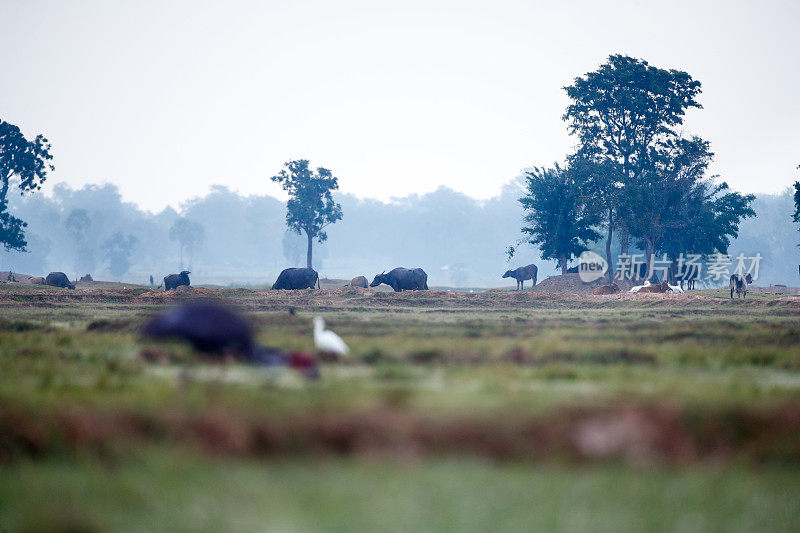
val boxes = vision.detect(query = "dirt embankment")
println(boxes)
[3,402,800,465]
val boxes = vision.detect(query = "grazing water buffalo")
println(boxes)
[350,276,368,288]
[370,267,428,292]
[730,273,753,299]
[502,264,538,290]
[30,276,45,285]
[79,274,93,282]
[46,272,75,290]
[164,271,191,291]
[272,267,319,290]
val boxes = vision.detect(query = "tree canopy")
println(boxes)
[0,119,53,251]
[563,55,704,276]
[270,159,342,269]
[515,164,602,275]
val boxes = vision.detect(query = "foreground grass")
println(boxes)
[2,451,799,532]
[3,285,800,529]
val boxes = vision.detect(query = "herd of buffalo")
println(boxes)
[18,261,752,298]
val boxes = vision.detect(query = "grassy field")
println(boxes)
[2,283,800,531]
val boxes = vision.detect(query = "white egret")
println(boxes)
[313,316,349,357]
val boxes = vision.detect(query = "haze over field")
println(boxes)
[1,0,798,212]
[0,1,798,286]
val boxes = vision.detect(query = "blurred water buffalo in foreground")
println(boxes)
[143,302,318,378]
[370,267,428,292]
[46,272,75,290]
[350,276,368,288]
[164,271,191,291]
[272,267,319,290]
[502,264,538,290]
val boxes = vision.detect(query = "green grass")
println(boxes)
[3,452,800,533]
[2,284,800,530]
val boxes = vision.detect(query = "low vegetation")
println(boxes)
[1,283,800,529]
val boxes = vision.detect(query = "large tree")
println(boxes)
[0,119,53,251]
[622,136,755,278]
[169,218,205,270]
[271,159,342,269]
[563,55,702,268]
[514,164,602,275]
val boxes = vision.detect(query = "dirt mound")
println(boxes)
[137,286,223,302]
[533,273,631,294]
[0,271,35,283]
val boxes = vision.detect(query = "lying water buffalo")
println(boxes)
[593,283,621,295]
[164,271,191,291]
[45,272,75,290]
[502,264,538,290]
[272,267,319,290]
[370,267,428,292]
[29,276,45,285]
[350,276,368,288]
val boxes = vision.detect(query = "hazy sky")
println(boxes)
[2,0,798,212]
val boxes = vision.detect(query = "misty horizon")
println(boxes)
[2,1,798,212]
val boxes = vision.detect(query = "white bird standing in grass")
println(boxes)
[313,316,349,357]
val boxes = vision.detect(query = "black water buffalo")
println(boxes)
[143,303,318,377]
[730,273,753,299]
[164,271,191,291]
[272,267,319,290]
[370,267,428,292]
[45,272,75,290]
[502,264,538,290]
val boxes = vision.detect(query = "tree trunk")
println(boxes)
[605,207,614,282]
[645,240,655,282]
[619,226,630,256]
[306,231,313,269]
[560,255,568,275]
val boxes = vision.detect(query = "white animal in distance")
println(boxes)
[313,316,349,356]
[629,280,651,293]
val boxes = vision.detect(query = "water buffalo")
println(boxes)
[272,267,319,290]
[730,273,753,299]
[502,264,538,290]
[143,302,318,377]
[370,267,428,292]
[164,271,191,291]
[637,281,671,294]
[350,276,368,288]
[45,272,75,290]
[593,283,621,295]
[80,274,93,282]
[30,276,45,285]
